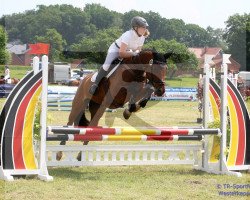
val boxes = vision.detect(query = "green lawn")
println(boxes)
[166,77,199,88]
[0,65,32,79]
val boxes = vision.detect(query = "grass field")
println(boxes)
[0,98,250,200]
[166,77,199,88]
[0,65,32,79]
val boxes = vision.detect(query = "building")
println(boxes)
[7,43,50,66]
[189,47,241,73]
[7,44,32,66]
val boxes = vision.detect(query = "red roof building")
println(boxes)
[7,44,32,66]
[189,47,241,73]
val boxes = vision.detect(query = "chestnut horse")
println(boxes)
[0,78,19,84]
[57,49,171,160]
[69,50,170,126]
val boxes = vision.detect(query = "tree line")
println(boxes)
[0,4,249,70]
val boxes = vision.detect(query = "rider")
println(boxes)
[89,16,150,95]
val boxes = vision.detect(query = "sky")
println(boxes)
[0,0,249,29]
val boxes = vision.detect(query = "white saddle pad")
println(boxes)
[91,63,120,82]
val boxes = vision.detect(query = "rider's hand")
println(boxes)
[131,51,138,57]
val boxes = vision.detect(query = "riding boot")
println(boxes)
[89,67,108,95]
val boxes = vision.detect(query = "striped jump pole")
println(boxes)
[49,125,203,129]
[47,127,220,136]
[46,134,203,142]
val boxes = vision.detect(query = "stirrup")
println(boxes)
[89,84,98,95]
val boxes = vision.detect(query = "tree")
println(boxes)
[0,25,10,64]
[84,4,123,30]
[144,39,198,78]
[206,26,227,49]
[1,5,94,46]
[160,18,186,42]
[183,24,213,47]
[70,27,122,64]
[35,28,66,61]
[224,13,250,71]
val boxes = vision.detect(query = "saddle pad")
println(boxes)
[91,63,120,82]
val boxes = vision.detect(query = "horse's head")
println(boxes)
[123,50,170,96]
[140,50,171,96]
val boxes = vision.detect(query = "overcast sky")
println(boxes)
[1,0,249,29]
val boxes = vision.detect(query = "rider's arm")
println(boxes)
[119,42,137,58]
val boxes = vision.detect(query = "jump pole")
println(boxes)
[47,127,220,136]
[47,134,203,141]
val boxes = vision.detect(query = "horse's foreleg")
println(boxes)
[123,84,154,120]
[123,102,141,120]
[138,97,151,108]
[89,100,106,126]
[123,96,150,120]
[136,83,154,108]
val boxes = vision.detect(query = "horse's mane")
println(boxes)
[140,48,156,53]
[122,49,156,66]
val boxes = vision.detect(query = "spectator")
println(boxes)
[4,66,10,81]
[79,68,84,77]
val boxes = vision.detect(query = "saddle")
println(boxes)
[91,58,123,83]
[106,58,123,78]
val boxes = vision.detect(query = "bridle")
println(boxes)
[125,51,166,88]
[147,59,166,87]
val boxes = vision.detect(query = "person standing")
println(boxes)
[4,66,10,82]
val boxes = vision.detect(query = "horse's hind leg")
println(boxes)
[75,110,90,161]
[68,98,89,125]
[76,100,106,161]
[56,98,89,161]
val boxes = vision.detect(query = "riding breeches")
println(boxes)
[102,43,120,71]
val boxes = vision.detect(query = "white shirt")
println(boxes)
[4,68,10,79]
[115,29,145,51]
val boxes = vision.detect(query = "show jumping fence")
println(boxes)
[0,54,249,181]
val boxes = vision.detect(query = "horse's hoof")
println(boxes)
[56,151,63,161]
[77,152,82,161]
[123,109,131,120]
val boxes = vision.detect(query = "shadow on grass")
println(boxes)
[178,121,201,125]
[49,167,105,180]
[48,165,210,181]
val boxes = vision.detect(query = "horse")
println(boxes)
[56,49,171,160]
[0,77,19,85]
[68,79,80,86]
